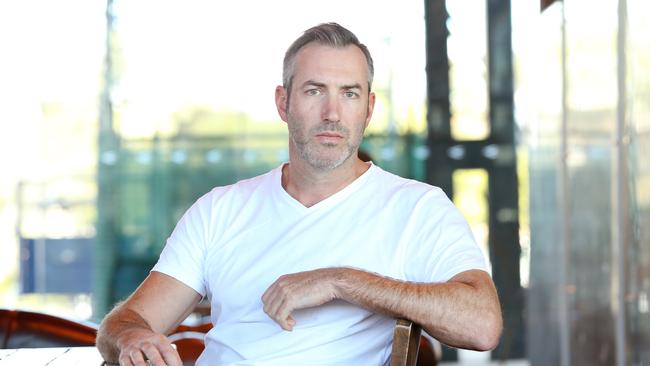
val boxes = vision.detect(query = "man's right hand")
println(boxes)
[116,327,182,366]
[96,272,203,366]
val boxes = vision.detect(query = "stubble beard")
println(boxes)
[288,118,365,172]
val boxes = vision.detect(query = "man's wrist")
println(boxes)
[115,326,151,349]
[328,267,365,303]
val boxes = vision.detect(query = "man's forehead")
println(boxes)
[292,44,370,89]
[295,43,366,64]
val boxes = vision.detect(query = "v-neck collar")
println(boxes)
[273,162,377,213]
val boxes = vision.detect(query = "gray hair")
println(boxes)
[282,22,374,93]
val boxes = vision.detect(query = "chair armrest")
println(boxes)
[390,319,422,366]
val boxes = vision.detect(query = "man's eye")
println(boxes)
[344,91,358,98]
[306,89,321,96]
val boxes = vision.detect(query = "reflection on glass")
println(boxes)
[110,0,427,139]
[446,0,490,141]
[627,0,650,363]
[0,1,104,320]
[452,169,490,270]
[525,0,650,364]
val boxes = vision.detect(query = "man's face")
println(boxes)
[276,43,375,171]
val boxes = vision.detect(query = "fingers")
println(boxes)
[261,276,284,316]
[262,280,295,331]
[261,270,339,331]
[117,354,133,366]
[119,337,182,366]
[159,342,184,366]
[128,348,147,365]
[286,316,296,329]
[275,298,295,331]
[141,341,165,365]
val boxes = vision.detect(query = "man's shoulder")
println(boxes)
[211,166,278,193]
[194,166,279,208]
[232,167,279,191]
[371,164,444,197]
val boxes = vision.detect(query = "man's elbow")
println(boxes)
[95,322,119,363]
[472,313,503,351]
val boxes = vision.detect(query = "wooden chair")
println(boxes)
[390,319,438,366]
[173,317,213,334]
[0,308,97,349]
[168,331,206,366]
[416,336,439,366]
[390,319,422,366]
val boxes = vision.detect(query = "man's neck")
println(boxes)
[282,157,370,208]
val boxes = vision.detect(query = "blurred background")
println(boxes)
[0,0,648,365]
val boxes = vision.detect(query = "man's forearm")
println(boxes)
[96,305,153,363]
[332,268,502,351]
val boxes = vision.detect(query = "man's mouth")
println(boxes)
[316,132,343,138]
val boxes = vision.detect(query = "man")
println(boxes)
[96,22,502,366]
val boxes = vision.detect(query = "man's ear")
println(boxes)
[275,85,289,122]
[365,91,376,128]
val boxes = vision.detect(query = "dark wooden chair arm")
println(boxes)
[0,308,97,349]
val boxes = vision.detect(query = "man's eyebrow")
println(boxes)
[301,80,327,88]
[341,83,362,91]
[300,81,363,91]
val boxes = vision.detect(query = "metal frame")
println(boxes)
[424,0,524,359]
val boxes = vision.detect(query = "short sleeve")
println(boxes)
[152,194,210,296]
[404,188,488,283]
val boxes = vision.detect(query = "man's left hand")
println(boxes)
[261,268,343,331]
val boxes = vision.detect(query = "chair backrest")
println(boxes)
[0,309,12,348]
[173,318,213,334]
[0,308,97,349]
[390,319,422,366]
[168,331,206,366]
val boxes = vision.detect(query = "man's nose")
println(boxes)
[321,94,341,122]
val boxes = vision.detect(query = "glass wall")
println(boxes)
[524,0,650,365]
[627,0,650,363]
[0,1,105,319]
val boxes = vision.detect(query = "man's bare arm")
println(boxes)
[262,268,502,351]
[96,271,203,366]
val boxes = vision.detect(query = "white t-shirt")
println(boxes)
[153,163,487,366]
